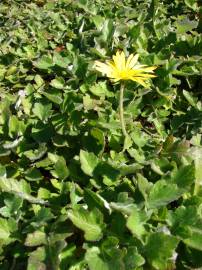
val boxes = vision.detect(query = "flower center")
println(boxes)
[119,70,128,79]
[118,69,131,80]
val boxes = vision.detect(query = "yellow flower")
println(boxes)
[95,51,157,87]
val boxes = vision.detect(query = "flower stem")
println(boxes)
[119,83,128,137]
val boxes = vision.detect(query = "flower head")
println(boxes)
[95,51,157,87]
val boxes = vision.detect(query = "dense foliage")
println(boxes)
[0,0,201,269]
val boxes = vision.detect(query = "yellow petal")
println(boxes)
[137,66,157,72]
[126,54,139,69]
[131,77,148,87]
[120,51,126,70]
[112,51,126,70]
[134,73,157,78]
[112,52,120,69]
[126,53,134,69]
[95,61,113,75]
[94,60,106,68]
[106,60,116,69]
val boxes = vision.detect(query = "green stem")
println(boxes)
[119,83,128,137]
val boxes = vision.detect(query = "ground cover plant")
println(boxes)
[0,0,202,269]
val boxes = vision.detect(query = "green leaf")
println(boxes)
[101,19,114,42]
[85,247,110,270]
[189,147,202,194]
[42,90,63,105]
[50,77,65,89]
[53,53,71,68]
[169,205,199,228]
[27,247,46,270]
[90,128,105,154]
[46,239,66,269]
[8,115,20,138]
[59,244,77,270]
[0,165,6,178]
[25,168,43,181]
[92,15,105,30]
[80,150,99,176]
[184,0,198,11]
[34,74,44,88]
[123,247,145,269]
[25,231,47,247]
[84,189,111,213]
[145,232,178,270]
[183,90,197,108]
[172,164,195,189]
[147,180,181,209]
[33,102,52,122]
[126,207,148,240]
[119,163,143,176]
[123,135,133,151]
[54,156,69,180]
[183,228,202,251]
[85,238,124,270]
[76,0,97,15]
[110,200,136,216]
[3,137,23,150]
[137,173,153,200]
[90,82,113,97]
[0,194,22,218]
[31,207,54,226]
[24,143,47,161]
[68,207,104,241]
[0,218,17,244]
[38,188,51,200]
[94,162,120,186]
[0,177,48,205]
[130,129,148,148]
[34,56,53,70]
[175,16,198,34]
